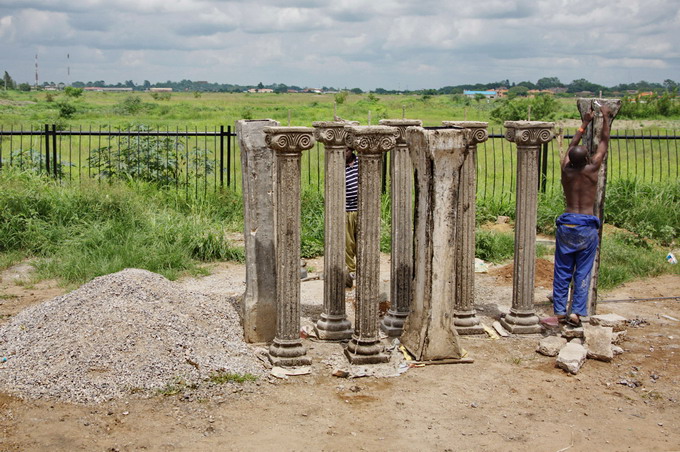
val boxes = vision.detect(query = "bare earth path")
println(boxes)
[1,256,679,451]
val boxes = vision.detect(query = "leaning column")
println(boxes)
[236,119,279,343]
[442,121,488,334]
[401,126,467,361]
[344,125,396,364]
[379,118,422,337]
[501,121,555,334]
[576,98,621,316]
[313,120,357,340]
[265,126,315,366]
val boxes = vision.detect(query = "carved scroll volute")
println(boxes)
[312,121,359,147]
[344,125,397,155]
[503,121,554,146]
[379,120,423,146]
[264,127,316,153]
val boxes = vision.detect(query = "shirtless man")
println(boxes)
[553,103,612,327]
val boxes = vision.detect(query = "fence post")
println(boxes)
[44,124,50,175]
[227,125,232,188]
[219,125,225,188]
[540,142,548,193]
[52,124,58,178]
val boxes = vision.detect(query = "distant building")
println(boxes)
[83,87,133,92]
[464,90,497,98]
[149,87,173,92]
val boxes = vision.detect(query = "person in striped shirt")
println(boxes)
[345,148,359,288]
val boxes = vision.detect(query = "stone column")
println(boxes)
[344,125,396,364]
[442,121,488,334]
[265,126,315,366]
[378,119,422,337]
[501,121,555,334]
[312,120,357,341]
[576,98,621,316]
[236,119,279,343]
[401,126,466,361]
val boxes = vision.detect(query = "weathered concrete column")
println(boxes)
[442,121,488,334]
[501,121,555,334]
[265,126,315,366]
[312,120,357,341]
[401,126,466,361]
[576,98,621,316]
[344,126,396,364]
[379,119,422,337]
[236,119,279,343]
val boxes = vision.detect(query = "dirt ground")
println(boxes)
[1,255,679,452]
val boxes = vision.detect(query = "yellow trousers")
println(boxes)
[345,211,358,273]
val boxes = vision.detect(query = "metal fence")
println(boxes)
[1,125,678,201]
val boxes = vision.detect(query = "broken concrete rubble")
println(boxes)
[585,325,614,362]
[537,336,567,357]
[556,342,588,374]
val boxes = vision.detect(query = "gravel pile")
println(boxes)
[0,269,263,403]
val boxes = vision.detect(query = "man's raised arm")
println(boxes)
[590,105,612,167]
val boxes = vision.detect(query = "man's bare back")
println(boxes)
[561,104,613,215]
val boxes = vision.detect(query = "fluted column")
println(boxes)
[442,121,488,334]
[265,127,315,366]
[401,126,466,361]
[501,121,555,334]
[344,126,396,364]
[379,119,422,337]
[312,120,357,341]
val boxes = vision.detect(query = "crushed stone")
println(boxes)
[0,268,263,403]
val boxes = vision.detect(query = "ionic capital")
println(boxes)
[442,121,489,145]
[503,121,555,146]
[344,125,397,155]
[312,120,359,147]
[264,127,316,154]
[379,119,423,145]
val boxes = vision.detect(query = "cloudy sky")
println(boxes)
[0,0,678,90]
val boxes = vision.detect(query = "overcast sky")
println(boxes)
[1,0,678,90]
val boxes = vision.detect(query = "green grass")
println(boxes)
[208,371,257,384]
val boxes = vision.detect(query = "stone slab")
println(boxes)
[561,325,584,339]
[585,325,614,362]
[500,318,542,334]
[537,336,567,357]
[556,342,588,374]
[590,313,628,332]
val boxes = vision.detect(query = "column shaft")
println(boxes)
[379,119,421,337]
[265,127,315,366]
[501,121,554,334]
[344,126,395,364]
[313,121,356,340]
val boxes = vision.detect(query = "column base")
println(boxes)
[314,314,353,341]
[380,309,409,337]
[268,338,312,367]
[344,335,390,364]
[454,311,484,335]
[500,310,542,334]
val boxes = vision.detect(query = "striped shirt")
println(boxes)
[345,157,358,212]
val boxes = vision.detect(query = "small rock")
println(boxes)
[612,345,624,356]
[590,314,628,332]
[585,325,614,362]
[561,325,584,339]
[496,216,510,224]
[556,342,587,374]
[332,369,350,378]
[570,338,584,345]
[537,336,567,357]
[611,330,627,345]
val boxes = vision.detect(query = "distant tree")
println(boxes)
[507,85,529,98]
[517,81,536,90]
[124,80,135,88]
[257,82,264,89]
[3,71,15,90]
[143,80,151,90]
[536,77,562,90]
[663,79,677,92]
[72,81,85,88]
[64,86,83,98]
[18,83,31,91]
[474,93,486,103]
[350,87,363,94]
[334,90,349,105]
[567,78,605,94]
